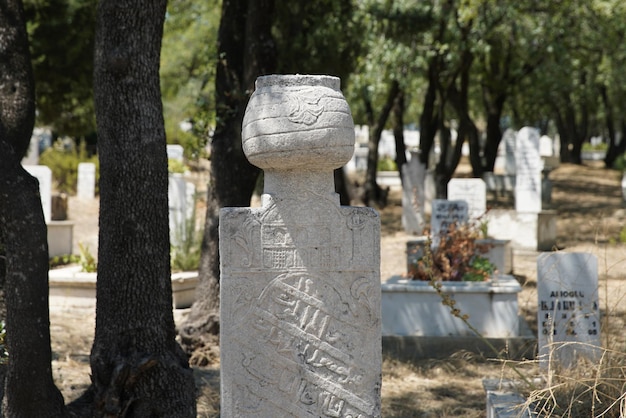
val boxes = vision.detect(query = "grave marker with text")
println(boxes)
[537,253,601,369]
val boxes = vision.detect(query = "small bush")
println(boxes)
[377,156,397,172]
[408,223,496,282]
[39,140,99,195]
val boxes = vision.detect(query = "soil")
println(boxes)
[49,160,626,417]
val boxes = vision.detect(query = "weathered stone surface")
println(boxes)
[515,127,542,213]
[220,75,382,417]
[77,162,96,199]
[447,178,486,221]
[537,252,601,369]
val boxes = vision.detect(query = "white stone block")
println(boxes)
[77,162,96,199]
[24,165,52,223]
[537,253,601,369]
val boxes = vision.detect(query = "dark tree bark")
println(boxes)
[88,0,196,415]
[362,80,399,208]
[179,0,276,355]
[418,60,439,167]
[392,85,407,183]
[0,0,66,414]
[448,53,481,178]
[600,86,626,168]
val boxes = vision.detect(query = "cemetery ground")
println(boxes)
[48,160,626,417]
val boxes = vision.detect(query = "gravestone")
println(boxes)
[168,174,188,245]
[24,165,52,223]
[447,178,486,221]
[401,151,426,235]
[515,127,542,213]
[503,128,517,176]
[539,135,554,157]
[220,75,382,417]
[77,162,96,199]
[430,199,469,248]
[537,253,601,369]
[166,144,184,161]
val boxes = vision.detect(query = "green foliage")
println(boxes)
[273,1,364,81]
[49,242,97,272]
[168,158,187,174]
[49,253,78,269]
[582,141,608,151]
[38,140,99,195]
[0,321,7,365]
[161,0,219,160]
[77,242,97,273]
[463,255,495,281]
[377,156,397,172]
[24,0,97,137]
[612,153,626,171]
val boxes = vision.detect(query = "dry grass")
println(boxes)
[49,160,626,416]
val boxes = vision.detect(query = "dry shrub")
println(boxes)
[522,347,626,417]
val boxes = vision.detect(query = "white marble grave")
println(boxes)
[515,127,542,213]
[77,162,96,199]
[447,178,486,221]
[166,144,184,161]
[537,253,601,369]
[220,75,382,417]
[503,128,517,176]
[24,165,52,223]
[401,151,426,235]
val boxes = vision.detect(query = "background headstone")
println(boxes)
[168,174,188,245]
[539,135,554,157]
[537,252,601,369]
[447,178,486,221]
[24,165,52,223]
[503,128,517,176]
[166,144,184,161]
[430,199,468,248]
[515,127,542,213]
[221,75,381,417]
[401,151,426,235]
[77,162,96,199]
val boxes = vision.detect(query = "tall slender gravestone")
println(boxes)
[220,75,382,417]
[515,127,542,213]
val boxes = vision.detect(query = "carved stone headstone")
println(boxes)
[24,165,52,223]
[537,253,601,369]
[430,199,469,248]
[220,75,382,417]
[77,162,96,199]
[447,178,486,221]
[515,127,542,213]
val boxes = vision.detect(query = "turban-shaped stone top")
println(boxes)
[242,75,355,171]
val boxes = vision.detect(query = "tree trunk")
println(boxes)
[392,86,407,182]
[418,60,439,167]
[600,86,625,168]
[179,0,276,357]
[89,1,195,415]
[0,0,66,414]
[482,90,506,172]
[362,79,399,208]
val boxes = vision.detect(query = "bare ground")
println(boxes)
[50,160,626,416]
